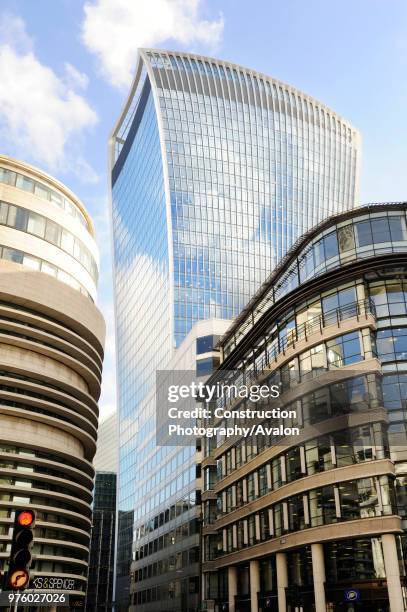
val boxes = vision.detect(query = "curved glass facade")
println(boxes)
[203,202,407,612]
[110,49,360,611]
[224,205,407,355]
[113,49,361,347]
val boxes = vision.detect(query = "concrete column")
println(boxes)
[228,566,238,612]
[311,543,326,612]
[250,559,260,612]
[276,552,288,612]
[382,533,405,612]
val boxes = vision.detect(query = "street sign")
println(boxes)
[344,589,360,602]
[9,570,30,589]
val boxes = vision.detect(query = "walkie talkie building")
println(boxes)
[109,49,361,611]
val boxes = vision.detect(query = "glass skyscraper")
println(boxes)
[109,49,361,610]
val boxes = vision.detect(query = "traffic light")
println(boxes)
[7,509,36,590]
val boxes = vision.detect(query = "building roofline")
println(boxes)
[137,47,359,132]
[0,154,94,235]
[110,46,361,157]
[220,201,407,347]
[109,51,145,153]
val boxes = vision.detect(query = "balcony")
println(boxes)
[211,299,377,424]
[251,298,377,378]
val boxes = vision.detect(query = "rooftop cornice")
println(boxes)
[110,45,362,156]
[138,47,359,131]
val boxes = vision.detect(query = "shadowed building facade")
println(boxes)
[0,155,105,601]
[109,49,361,610]
[86,471,116,612]
[202,203,407,612]
[87,413,118,611]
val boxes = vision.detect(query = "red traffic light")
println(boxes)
[7,508,36,590]
[16,510,35,527]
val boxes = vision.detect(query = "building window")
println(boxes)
[327,331,362,368]
[248,515,256,545]
[0,168,87,227]
[237,520,245,549]
[377,328,407,362]
[309,486,336,527]
[288,495,305,531]
[286,447,302,482]
[322,286,357,322]
[236,481,244,507]
[271,458,282,489]
[337,224,355,253]
[259,465,268,496]
[259,510,270,541]
[287,546,313,586]
[273,503,283,536]
[196,357,219,376]
[395,476,407,518]
[339,478,381,520]
[302,388,330,425]
[0,199,96,280]
[247,473,256,502]
[196,335,219,354]
[299,343,324,377]
[355,216,406,248]
[330,375,372,415]
[305,436,332,475]
[324,538,386,582]
[370,279,407,317]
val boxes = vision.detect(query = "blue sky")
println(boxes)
[0,0,406,420]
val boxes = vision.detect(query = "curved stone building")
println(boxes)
[202,203,407,612]
[0,155,105,599]
[110,48,361,610]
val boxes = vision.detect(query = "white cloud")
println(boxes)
[82,0,224,89]
[72,157,99,184]
[0,15,98,175]
[0,12,32,53]
[64,62,89,90]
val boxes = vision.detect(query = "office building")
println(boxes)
[87,413,118,611]
[86,471,117,612]
[202,202,407,612]
[0,155,105,600]
[94,412,118,472]
[123,318,229,610]
[109,48,361,610]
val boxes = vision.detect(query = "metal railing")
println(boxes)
[249,298,376,380]
[210,298,376,418]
